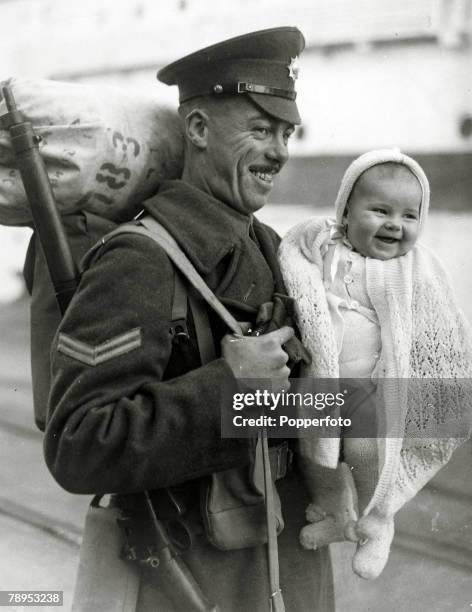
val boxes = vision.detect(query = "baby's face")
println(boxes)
[344,164,422,260]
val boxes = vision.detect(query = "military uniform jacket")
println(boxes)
[44,180,333,611]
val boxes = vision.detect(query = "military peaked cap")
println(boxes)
[157,26,305,125]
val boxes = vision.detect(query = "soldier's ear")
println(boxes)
[185,109,209,149]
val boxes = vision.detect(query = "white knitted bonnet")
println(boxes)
[334,149,430,232]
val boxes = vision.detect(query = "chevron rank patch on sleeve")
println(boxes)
[57,328,142,366]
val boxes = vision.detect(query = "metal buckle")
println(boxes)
[237,81,297,100]
[169,319,190,342]
[269,441,292,480]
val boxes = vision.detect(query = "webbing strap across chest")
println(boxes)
[99,214,285,612]
[140,216,242,336]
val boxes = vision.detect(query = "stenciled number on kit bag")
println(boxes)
[112,131,141,157]
[95,162,131,190]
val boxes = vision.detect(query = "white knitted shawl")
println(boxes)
[279,217,472,516]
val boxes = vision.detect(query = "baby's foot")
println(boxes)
[352,514,394,580]
[305,503,326,523]
[299,515,346,550]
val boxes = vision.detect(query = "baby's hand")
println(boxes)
[300,515,345,550]
[300,501,358,550]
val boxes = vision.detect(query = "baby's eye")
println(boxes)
[372,207,387,214]
[404,213,419,220]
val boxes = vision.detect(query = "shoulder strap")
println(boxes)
[138,216,242,337]
[90,217,242,338]
[188,290,216,364]
[169,270,189,341]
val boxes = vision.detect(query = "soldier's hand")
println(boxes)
[221,326,294,391]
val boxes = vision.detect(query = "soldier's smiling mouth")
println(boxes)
[249,166,279,185]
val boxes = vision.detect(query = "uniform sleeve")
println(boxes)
[44,234,251,495]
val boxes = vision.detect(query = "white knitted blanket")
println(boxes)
[279,217,472,516]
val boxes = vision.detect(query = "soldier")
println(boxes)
[44,27,334,611]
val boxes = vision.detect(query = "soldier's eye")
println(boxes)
[284,130,294,143]
[254,126,270,136]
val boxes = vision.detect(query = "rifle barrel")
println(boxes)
[2,86,17,112]
[1,85,78,314]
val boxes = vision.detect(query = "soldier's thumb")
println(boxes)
[270,325,295,345]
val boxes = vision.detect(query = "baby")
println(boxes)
[279,149,472,579]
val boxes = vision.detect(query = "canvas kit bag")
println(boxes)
[0,76,184,226]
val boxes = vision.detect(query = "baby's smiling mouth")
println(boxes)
[375,235,400,244]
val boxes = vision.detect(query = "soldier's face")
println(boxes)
[205,99,294,214]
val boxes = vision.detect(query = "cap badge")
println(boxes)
[287,56,300,82]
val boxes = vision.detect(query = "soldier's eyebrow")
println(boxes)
[248,113,292,132]
[247,111,272,123]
